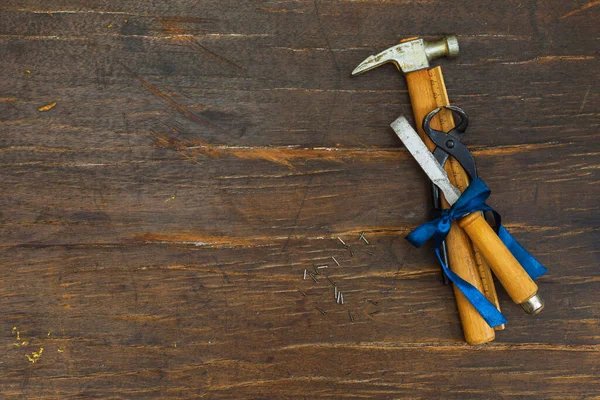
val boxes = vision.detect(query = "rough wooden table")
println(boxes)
[1,1,598,398]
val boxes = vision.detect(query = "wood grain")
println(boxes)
[0,0,599,398]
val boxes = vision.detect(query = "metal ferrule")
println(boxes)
[519,293,545,314]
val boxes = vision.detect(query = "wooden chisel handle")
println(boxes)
[459,213,540,305]
[404,69,494,344]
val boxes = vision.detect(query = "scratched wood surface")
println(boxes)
[0,0,599,398]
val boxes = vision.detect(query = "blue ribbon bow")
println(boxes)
[406,178,547,328]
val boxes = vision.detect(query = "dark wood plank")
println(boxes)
[0,0,598,398]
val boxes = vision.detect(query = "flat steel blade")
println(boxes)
[390,117,461,205]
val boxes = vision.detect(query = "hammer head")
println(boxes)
[352,35,459,76]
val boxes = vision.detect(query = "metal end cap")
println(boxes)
[520,293,544,315]
[445,35,459,57]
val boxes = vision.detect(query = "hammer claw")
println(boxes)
[351,47,401,76]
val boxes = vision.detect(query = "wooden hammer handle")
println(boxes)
[428,67,504,331]
[459,213,539,304]
[404,69,494,344]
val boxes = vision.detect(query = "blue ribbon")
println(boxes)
[406,178,547,328]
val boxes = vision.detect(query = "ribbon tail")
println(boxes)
[436,249,507,328]
[497,225,547,280]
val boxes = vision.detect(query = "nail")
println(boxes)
[316,307,327,316]
[303,269,307,280]
[337,291,342,304]
[359,232,369,244]
[340,293,344,305]
[326,276,336,286]
[332,256,340,266]
[298,289,307,297]
[334,286,337,299]
[312,264,320,275]
[309,273,318,283]
[337,237,347,246]
[348,311,354,322]
[317,265,328,270]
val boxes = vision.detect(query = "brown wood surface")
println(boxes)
[0,0,599,398]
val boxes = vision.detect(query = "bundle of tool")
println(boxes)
[352,36,547,344]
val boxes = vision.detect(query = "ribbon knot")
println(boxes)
[405,178,547,328]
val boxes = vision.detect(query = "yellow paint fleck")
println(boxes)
[124,18,128,23]
[107,23,113,28]
[47,331,51,337]
[38,102,57,112]
[26,348,44,363]
[25,70,31,74]
[58,349,64,353]
[172,342,177,348]
[165,195,176,202]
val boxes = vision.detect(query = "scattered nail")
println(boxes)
[340,293,344,305]
[298,289,307,297]
[334,286,338,299]
[348,247,354,257]
[337,291,342,304]
[348,311,354,322]
[326,276,336,286]
[359,232,369,244]
[332,256,340,266]
[316,307,327,316]
[337,237,347,247]
[312,264,320,275]
[303,269,307,280]
[309,273,319,283]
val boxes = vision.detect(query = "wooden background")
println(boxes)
[1,0,598,398]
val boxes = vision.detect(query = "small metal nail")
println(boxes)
[348,247,354,257]
[316,307,327,316]
[359,232,369,244]
[326,276,336,286]
[337,237,347,246]
[332,256,340,266]
[312,264,320,275]
[309,273,318,283]
[303,269,307,280]
[340,293,344,305]
[334,286,338,299]
[298,289,307,297]
[337,291,342,304]
[317,265,328,270]
[348,311,354,322]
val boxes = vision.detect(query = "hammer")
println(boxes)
[352,36,497,344]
